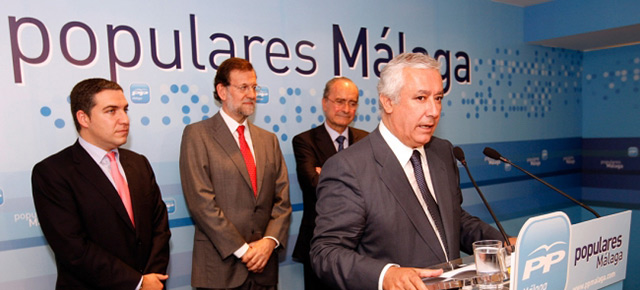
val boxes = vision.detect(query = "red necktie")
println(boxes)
[107,151,135,226]
[237,125,258,197]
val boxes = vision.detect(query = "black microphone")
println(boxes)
[482,147,600,218]
[454,147,512,247]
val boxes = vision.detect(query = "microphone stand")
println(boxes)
[483,147,601,218]
[454,147,512,247]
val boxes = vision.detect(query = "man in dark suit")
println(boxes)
[310,53,505,290]
[179,58,291,290]
[291,76,368,290]
[31,78,171,290]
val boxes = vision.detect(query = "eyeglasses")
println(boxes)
[326,98,358,108]
[229,84,261,93]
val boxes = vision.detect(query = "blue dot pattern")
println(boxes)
[462,48,582,120]
[40,106,51,117]
[54,119,65,129]
[37,45,589,143]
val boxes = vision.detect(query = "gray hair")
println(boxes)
[377,53,441,105]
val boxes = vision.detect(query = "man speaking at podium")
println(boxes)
[310,53,504,290]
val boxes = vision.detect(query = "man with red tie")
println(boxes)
[179,58,291,290]
[31,78,171,289]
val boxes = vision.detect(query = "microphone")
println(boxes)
[482,147,600,218]
[453,147,512,247]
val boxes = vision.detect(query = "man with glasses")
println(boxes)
[179,58,291,290]
[291,76,368,290]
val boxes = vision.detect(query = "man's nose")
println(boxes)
[119,110,130,124]
[247,88,258,99]
[425,98,440,117]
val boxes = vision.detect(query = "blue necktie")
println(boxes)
[336,136,346,152]
[410,150,449,258]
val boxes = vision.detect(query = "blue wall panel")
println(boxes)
[0,0,637,289]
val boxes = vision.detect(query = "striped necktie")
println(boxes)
[410,150,448,257]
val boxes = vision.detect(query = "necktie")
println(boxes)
[106,151,135,226]
[410,150,448,257]
[336,135,346,152]
[238,125,258,197]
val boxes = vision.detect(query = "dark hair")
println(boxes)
[70,78,122,131]
[213,58,254,102]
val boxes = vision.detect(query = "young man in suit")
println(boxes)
[179,58,291,290]
[310,53,505,290]
[31,78,171,290]
[291,76,368,290]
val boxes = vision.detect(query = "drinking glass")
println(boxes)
[473,240,507,289]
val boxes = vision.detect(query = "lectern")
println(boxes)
[422,211,631,290]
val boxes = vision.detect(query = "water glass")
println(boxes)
[473,240,507,288]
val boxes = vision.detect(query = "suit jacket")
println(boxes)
[310,128,503,290]
[31,141,171,290]
[291,124,368,264]
[179,112,291,288]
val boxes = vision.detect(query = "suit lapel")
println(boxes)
[209,113,255,197]
[71,142,135,231]
[370,129,447,262]
[348,128,365,145]
[425,142,455,254]
[120,150,143,231]
[313,125,337,162]
[348,129,356,146]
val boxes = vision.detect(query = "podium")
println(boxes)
[422,210,631,290]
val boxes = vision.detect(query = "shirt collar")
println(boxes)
[379,121,426,166]
[324,122,349,143]
[220,108,249,133]
[78,136,119,164]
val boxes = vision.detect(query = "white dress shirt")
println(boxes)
[376,121,449,290]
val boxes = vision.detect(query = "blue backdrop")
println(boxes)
[0,0,637,289]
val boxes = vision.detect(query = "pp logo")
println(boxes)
[513,212,571,290]
[130,84,150,104]
[256,86,269,104]
[629,147,638,158]
[523,241,566,280]
[164,198,176,214]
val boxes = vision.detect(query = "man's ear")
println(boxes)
[76,110,90,129]
[216,83,228,102]
[379,94,394,114]
[321,97,329,111]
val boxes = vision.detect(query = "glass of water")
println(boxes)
[473,240,507,289]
